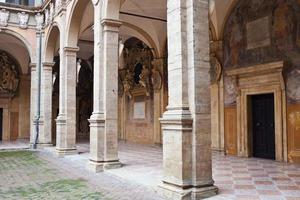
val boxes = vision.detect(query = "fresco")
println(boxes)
[224,76,237,106]
[223,0,300,104]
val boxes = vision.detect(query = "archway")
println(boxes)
[44,25,61,146]
[0,32,31,143]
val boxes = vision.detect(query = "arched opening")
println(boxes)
[118,37,168,145]
[0,32,31,143]
[66,0,94,149]
[44,25,60,146]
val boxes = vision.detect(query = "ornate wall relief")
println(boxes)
[286,68,300,103]
[118,37,159,144]
[210,54,222,84]
[17,12,29,29]
[0,9,9,27]
[224,76,237,106]
[119,37,154,99]
[0,51,20,97]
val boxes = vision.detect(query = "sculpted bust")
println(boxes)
[0,9,9,27]
[35,13,44,30]
[18,12,29,29]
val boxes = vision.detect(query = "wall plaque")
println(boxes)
[133,101,145,119]
[247,16,271,50]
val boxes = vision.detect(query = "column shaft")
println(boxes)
[56,47,78,155]
[160,0,217,199]
[88,13,121,172]
[38,62,54,146]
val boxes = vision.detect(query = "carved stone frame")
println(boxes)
[226,61,287,162]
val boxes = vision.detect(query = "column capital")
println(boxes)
[63,46,80,55]
[29,63,37,71]
[42,62,55,70]
[101,19,122,32]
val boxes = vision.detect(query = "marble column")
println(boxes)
[56,47,79,156]
[87,7,122,172]
[159,0,217,199]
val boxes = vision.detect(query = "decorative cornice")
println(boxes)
[226,61,284,77]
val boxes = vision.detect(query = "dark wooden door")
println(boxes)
[0,108,3,141]
[252,94,275,159]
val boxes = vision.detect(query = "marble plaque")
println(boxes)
[133,101,145,119]
[247,16,271,50]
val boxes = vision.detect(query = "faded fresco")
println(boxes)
[223,0,300,104]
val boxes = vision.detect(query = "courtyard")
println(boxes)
[0,142,300,200]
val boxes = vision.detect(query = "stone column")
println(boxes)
[88,7,122,172]
[37,62,55,146]
[29,63,37,144]
[159,0,217,199]
[56,47,78,156]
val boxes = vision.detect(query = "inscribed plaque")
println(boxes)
[247,16,271,49]
[133,101,145,119]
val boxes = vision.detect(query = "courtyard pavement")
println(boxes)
[1,141,300,199]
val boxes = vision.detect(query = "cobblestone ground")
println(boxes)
[0,150,164,200]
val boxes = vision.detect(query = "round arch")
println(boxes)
[66,0,93,47]
[219,0,238,40]
[121,22,159,58]
[0,29,34,64]
[44,24,61,62]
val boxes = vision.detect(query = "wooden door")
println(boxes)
[252,94,275,159]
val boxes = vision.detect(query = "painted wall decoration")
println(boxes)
[223,0,300,104]
[286,68,300,103]
[224,76,237,106]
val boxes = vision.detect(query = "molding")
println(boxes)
[226,61,284,77]
[101,19,122,28]
[63,46,79,53]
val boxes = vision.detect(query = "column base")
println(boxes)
[159,183,218,200]
[30,143,54,149]
[87,160,122,173]
[55,148,77,157]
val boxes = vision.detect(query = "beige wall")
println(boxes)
[1,76,31,141]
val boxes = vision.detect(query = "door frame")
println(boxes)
[226,61,287,162]
[251,93,275,159]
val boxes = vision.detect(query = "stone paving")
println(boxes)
[1,141,300,199]
[54,141,300,200]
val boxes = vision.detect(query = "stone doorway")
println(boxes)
[226,61,287,161]
[251,93,275,160]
